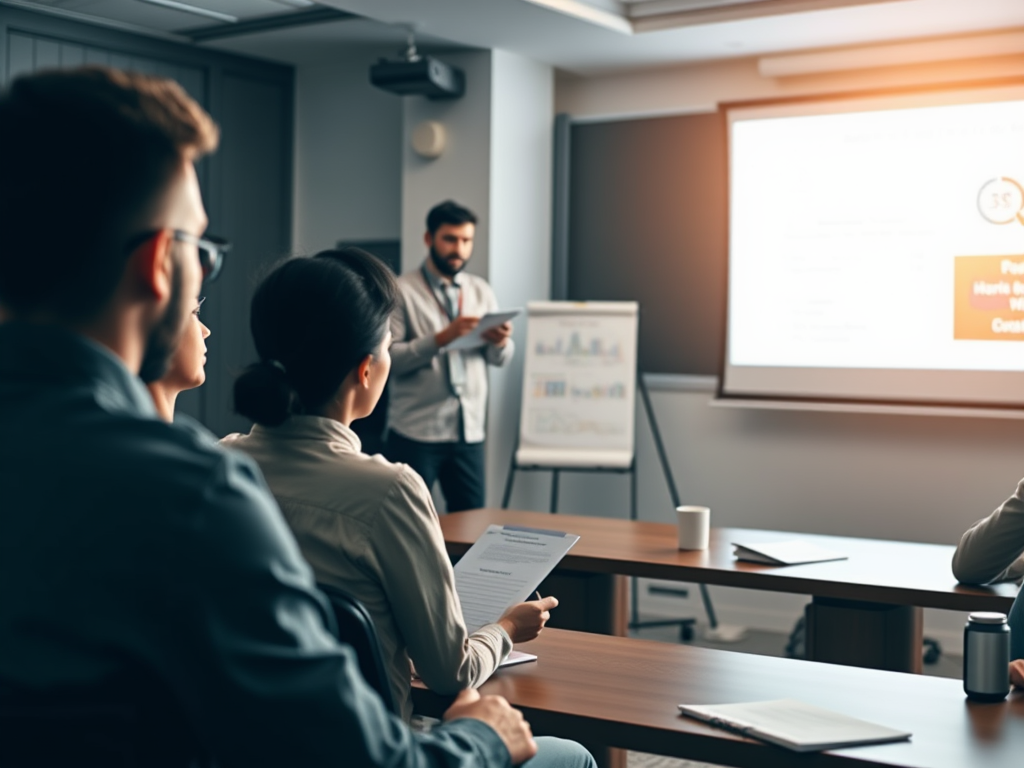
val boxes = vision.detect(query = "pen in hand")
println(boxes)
[534,591,542,601]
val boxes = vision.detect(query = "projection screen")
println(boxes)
[722,84,1024,409]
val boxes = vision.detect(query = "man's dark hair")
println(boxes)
[233,248,398,428]
[426,200,477,235]
[0,67,219,322]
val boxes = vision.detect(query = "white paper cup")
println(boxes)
[676,505,710,550]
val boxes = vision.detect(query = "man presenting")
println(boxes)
[387,200,513,512]
[0,68,591,768]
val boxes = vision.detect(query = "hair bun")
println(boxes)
[234,362,298,427]
[234,248,398,425]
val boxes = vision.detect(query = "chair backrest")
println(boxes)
[317,583,399,716]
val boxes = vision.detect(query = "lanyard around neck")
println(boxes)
[421,265,462,321]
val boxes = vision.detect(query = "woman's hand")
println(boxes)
[1009,659,1024,688]
[497,596,559,643]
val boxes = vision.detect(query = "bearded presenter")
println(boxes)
[386,200,514,512]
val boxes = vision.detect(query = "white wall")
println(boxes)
[544,48,1024,653]
[485,51,554,509]
[400,50,554,511]
[557,50,1024,120]
[401,51,493,275]
[293,50,403,255]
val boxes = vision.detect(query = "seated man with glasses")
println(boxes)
[123,229,231,282]
[0,67,594,768]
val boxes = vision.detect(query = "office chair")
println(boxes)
[317,583,399,716]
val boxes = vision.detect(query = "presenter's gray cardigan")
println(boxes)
[0,323,510,768]
[389,261,514,443]
[222,416,513,721]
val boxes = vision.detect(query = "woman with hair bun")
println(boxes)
[223,248,557,722]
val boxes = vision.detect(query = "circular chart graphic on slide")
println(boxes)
[978,177,1024,225]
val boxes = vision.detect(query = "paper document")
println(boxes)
[500,650,537,668]
[678,699,911,752]
[732,541,847,566]
[444,309,522,352]
[453,524,579,633]
[414,650,537,681]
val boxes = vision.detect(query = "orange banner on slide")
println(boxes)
[954,255,1024,341]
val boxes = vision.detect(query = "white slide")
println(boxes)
[724,86,1024,407]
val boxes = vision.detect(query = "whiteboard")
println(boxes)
[515,301,639,469]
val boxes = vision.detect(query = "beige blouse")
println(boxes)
[222,416,511,720]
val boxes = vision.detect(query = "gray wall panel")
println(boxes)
[175,65,204,102]
[202,71,293,437]
[8,32,33,81]
[59,44,84,67]
[1,6,293,434]
[568,113,727,375]
[83,46,108,66]
[108,52,132,72]
[35,37,60,69]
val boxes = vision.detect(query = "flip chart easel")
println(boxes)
[501,301,717,632]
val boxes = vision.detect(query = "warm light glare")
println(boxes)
[724,88,1024,406]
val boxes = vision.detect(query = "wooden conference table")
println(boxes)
[412,628,1024,768]
[440,509,1019,673]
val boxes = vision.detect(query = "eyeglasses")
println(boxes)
[123,229,231,283]
[173,231,230,283]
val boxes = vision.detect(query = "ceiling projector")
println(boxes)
[370,35,464,99]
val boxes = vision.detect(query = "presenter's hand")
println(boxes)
[498,596,558,643]
[443,688,538,765]
[482,321,513,348]
[435,316,480,348]
[1010,659,1024,688]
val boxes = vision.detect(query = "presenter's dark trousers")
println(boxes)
[385,431,485,513]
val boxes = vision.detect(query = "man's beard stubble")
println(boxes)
[138,262,187,384]
[429,245,467,278]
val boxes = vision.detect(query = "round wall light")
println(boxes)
[412,120,446,159]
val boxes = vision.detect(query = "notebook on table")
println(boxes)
[500,650,537,667]
[677,699,911,752]
[732,541,847,566]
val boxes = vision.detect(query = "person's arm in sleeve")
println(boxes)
[952,478,1024,585]
[481,286,514,368]
[155,450,511,768]
[390,292,442,376]
[372,467,512,694]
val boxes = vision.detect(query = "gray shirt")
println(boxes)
[952,478,1024,585]
[389,261,513,444]
[0,322,509,768]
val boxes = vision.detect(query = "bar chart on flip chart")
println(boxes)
[516,301,639,469]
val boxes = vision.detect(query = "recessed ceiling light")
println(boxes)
[136,0,238,24]
[520,0,632,34]
[525,0,910,35]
